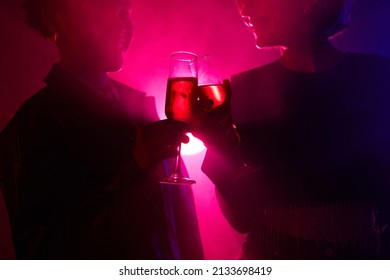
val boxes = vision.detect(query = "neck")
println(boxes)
[278,38,345,73]
[59,59,110,91]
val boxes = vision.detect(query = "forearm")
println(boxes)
[201,148,258,233]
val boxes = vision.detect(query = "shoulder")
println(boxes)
[111,79,146,97]
[230,61,283,124]
[345,52,390,65]
[231,61,281,85]
[343,52,390,74]
[230,60,284,104]
[340,53,390,95]
[0,86,66,149]
[0,87,54,182]
[8,87,56,126]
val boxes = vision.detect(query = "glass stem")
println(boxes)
[173,144,182,176]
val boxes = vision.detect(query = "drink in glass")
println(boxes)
[165,77,198,122]
[160,51,198,185]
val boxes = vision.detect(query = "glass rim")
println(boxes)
[170,51,198,62]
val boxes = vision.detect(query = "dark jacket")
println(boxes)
[202,53,390,259]
[0,64,203,259]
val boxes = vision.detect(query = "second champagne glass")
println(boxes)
[197,55,229,112]
[160,51,198,185]
[197,55,261,177]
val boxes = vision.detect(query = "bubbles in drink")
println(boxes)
[165,77,198,123]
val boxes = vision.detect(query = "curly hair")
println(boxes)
[22,0,63,39]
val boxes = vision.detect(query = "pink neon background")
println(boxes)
[1,0,390,259]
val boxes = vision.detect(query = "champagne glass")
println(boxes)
[198,55,261,177]
[160,51,198,185]
[197,55,228,112]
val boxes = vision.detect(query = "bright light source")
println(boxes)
[181,133,206,155]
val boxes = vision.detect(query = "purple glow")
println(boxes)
[1,0,390,260]
[109,1,277,258]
